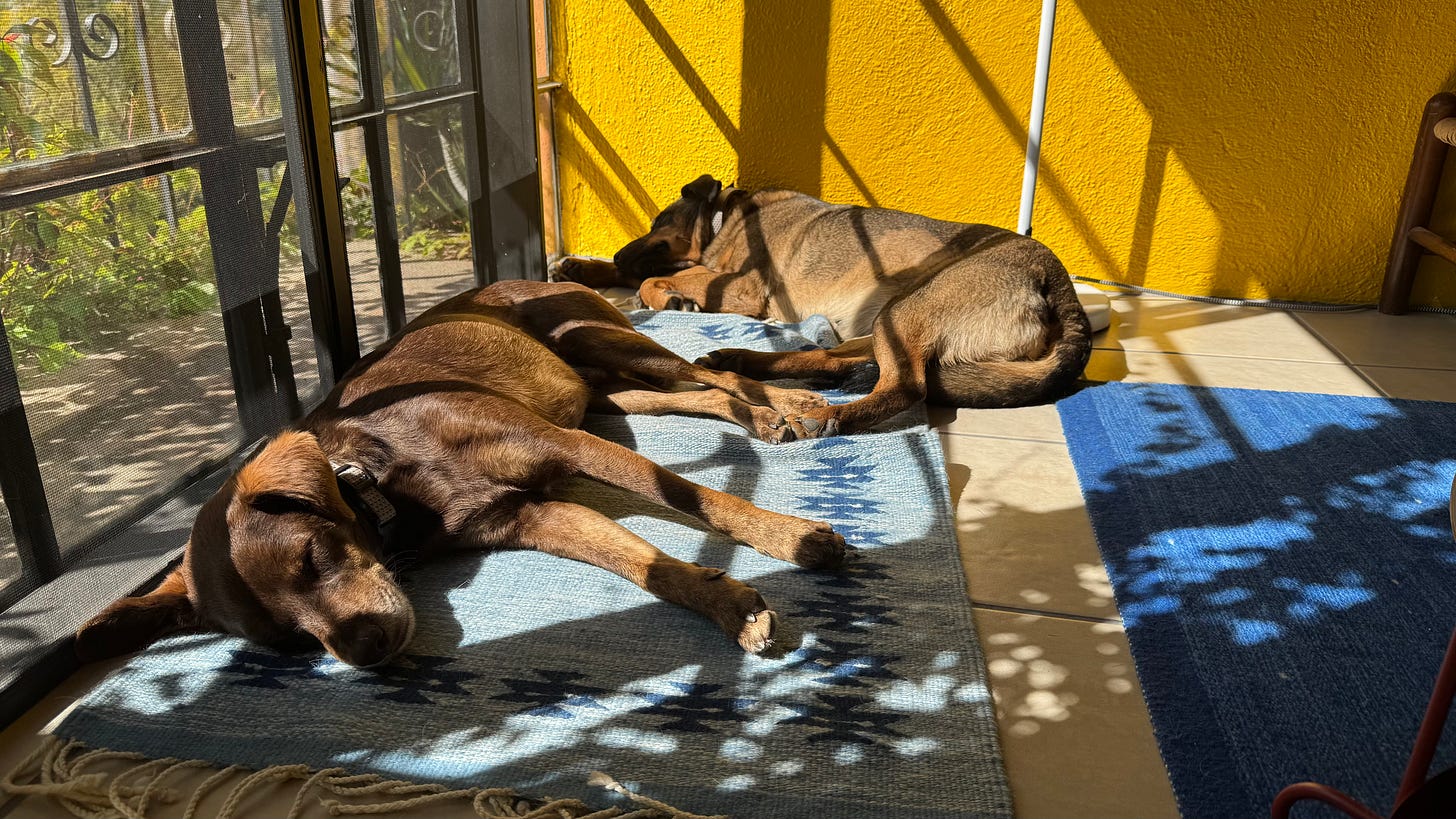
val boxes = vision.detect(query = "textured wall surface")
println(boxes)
[552,1,1456,305]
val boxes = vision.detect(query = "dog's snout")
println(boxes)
[329,615,407,668]
[614,238,671,276]
[612,243,640,271]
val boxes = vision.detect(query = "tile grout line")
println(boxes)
[1288,311,1394,398]
[1089,343,1348,366]
[968,600,1123,625]
[935,429,1064,445]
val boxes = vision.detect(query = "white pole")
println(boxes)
[1018,0,1058,236]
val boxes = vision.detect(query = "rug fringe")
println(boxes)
[2,736,726,819]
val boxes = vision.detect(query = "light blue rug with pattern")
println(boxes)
[52,311,1012,819]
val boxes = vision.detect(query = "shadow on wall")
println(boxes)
[560,0,1456,304]
[1073,1,1456,301]
[737,1,830,194]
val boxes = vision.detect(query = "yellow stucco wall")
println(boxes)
[551,1,1456,305]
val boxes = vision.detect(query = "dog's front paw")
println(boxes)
[753,518,848,569]
[696,348,749,372]
[735,608,779,654]
[751,406,798,444]
[662,291,700,312]
[549,256,620,287]
[784,411,840,441]
[765,386,828,416]
[697,566,779,653]
[790,520,849,569]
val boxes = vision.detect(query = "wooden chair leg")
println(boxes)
[1380,92,1456,315]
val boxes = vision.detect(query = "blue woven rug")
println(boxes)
[53,311,1012,819]
[1058,382,1456,818]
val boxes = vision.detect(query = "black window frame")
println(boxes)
[0,0,544,730]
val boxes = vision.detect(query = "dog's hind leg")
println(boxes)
[549,427,848,568]
[553,321,827,418]
[515,500,778,653]
[581,370,796,443]
[782,313,931,438]
[696,336,875,382]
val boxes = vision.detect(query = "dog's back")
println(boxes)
[705,191,1092,408]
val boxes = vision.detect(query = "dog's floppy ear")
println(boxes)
[75,566,197,661]
[681,174,723,202]
[233,431,351,521]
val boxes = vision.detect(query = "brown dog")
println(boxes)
[74,280,847,667]
[555,175,1093,437]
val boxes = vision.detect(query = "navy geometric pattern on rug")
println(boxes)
[54,311,1012,819]
[1058,382,1456,819]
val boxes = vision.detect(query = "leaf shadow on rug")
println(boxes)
[1059,381,1456,819]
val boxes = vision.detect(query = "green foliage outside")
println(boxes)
[0,2,471,375]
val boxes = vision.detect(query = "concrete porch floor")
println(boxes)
[2,293,1455,818]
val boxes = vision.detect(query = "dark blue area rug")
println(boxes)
[1058,382,1456,819]
[51,312,1011,819]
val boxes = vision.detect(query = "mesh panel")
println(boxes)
[0,0,336,616]
[377,0,460,98]
[0,0,505,711]
[0,503,17,603]
[9,171,242,557]
[218,0,282,127]
[0,2,192,172]
[393,106,474,321]
[336,126,390,353]
[321,0,362,111]
[259,161,325,406]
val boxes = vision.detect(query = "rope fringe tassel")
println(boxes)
[2,737,727,819]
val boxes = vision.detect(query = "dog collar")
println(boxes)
[331,462,397,526]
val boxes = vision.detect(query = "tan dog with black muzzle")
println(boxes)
[555,175,1094,438]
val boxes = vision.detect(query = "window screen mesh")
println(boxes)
[0,0,507,713]
[0,0,338,664]
[394,106,474,321]
[12,171,243,557]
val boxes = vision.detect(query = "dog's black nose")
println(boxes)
[332,619,395,667]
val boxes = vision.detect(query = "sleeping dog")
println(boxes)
[75,280,846,667]
[555,175,1094,438]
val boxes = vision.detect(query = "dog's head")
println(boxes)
[613,174,729,283]
[75,432,415,667]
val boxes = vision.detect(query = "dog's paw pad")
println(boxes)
[785,412,839,440]
[738,609,778,654]
[751,408,797,444]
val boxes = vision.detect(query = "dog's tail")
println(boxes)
[927,265,1093,408]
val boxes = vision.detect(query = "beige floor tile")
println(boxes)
[942,434,1117,619]
[973,607,1178,819]
[1294,308,1456,370]
[1085,349,1381,396]
[1100,297,1342,363]
[1356,366,1456,402]
[929,403,1066,443]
